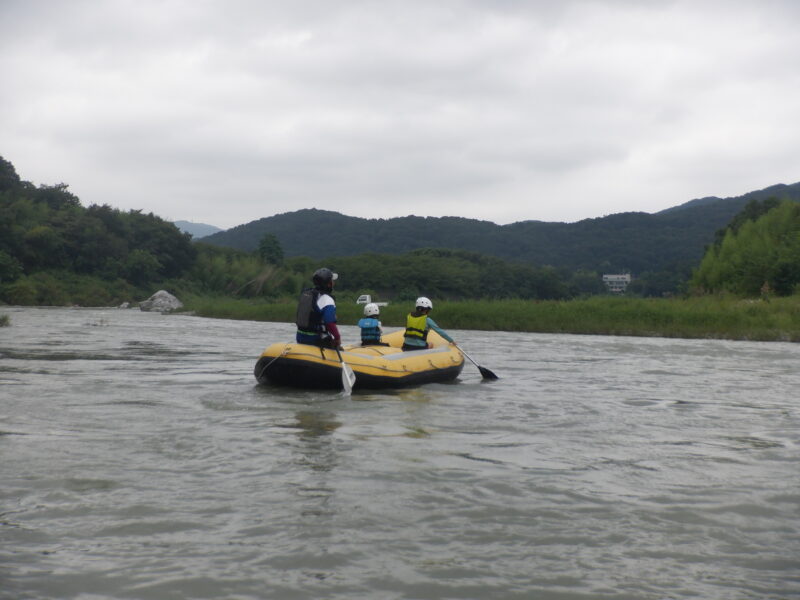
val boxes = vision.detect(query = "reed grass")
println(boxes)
[181,294,296,322]
[183,294,800,342]
[0,314,9,327]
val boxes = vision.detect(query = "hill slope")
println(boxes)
[202,182,800,274]
[173,220,222,239]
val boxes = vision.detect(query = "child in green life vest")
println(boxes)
[402,296,454,351]
[358,303,389,346]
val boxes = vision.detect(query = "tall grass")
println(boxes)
[183,295,800,342]
[181,294,296,322]
[0,314,9,327]
[431,296,800,341]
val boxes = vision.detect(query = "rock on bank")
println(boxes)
[139,290,183,313]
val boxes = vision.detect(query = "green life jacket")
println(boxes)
[405,313,428,341]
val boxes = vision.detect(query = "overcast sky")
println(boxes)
[1,0,798,229]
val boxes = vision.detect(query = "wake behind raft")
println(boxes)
[254,329,464,390]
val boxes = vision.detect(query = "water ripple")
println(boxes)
[1,309,798,600]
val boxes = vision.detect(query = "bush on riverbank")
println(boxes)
[0,314,9,327]
[0,270,143,306]
[182,294,800,342]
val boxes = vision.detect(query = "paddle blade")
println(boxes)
[453,343,498,381]
[478,365,499,380]
[341,362,356,394]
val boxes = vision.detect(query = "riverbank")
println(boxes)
[183,295,800,342]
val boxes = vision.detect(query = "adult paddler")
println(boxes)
[295,267,342,350]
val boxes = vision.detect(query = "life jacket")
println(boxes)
[296,288,322,334]
[359,317,381,342]
[404,313,428,341]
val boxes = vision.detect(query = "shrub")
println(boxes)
[3,278,37,305]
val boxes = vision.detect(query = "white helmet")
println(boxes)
[363,302,380,317]
[415,296,432,310]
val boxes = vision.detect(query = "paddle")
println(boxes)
[335,347,356,394]
[454,343,498,380]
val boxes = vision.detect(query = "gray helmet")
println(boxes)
[312,268,338,288]
[363,302,380,317]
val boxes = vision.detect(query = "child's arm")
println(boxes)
[426,317,454,343]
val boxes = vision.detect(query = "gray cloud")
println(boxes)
[2,0,798,228]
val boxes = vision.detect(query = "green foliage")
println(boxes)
[0,156,197,305]
[692,201,800,296]
[627,260,694,298]
[0,270,140,306]
[124,249,163,286]
[0,314,9,327]
[258,233,284,265]
[0,156,21,192]
[710,197,782,248]
[34,183,81,211]
[4,153,798,306]
[4,278,37,305]
[324,248,570,301]
[174,243,296,299]
[185,295,800,342]
[565,270,608,297]
[173,245,578,306]
[182,294,297,322]
[0,250,23,282]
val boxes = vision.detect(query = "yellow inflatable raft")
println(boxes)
[254,329,464,390]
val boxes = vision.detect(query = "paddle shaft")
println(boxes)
[335,347,356,393]
[454,343,498,380]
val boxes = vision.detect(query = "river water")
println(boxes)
[1,306,798,600]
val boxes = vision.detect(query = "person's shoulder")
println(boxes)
[317,293,335,308]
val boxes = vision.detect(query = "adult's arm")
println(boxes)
[326,321,341,344]
[317,296,342,345]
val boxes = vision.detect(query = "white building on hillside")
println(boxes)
[602,273,631,293]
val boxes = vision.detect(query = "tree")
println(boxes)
[124,249,163,286]
[0,250,23,283]
[692,201,800,296]
[35,183,81,211]
[258,233,284,265]
[22,225,66,269]
[567,270,607,297]
[711,197,782,248]
[0,156,21,192]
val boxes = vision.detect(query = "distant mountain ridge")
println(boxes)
[202,182,800,274]
[173,220,222,239]
[654,183,797,214]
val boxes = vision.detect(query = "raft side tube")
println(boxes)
[254,330,464,390]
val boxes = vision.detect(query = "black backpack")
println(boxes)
[295,288,321,331]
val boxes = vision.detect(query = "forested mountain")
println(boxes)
[3,149,798,305]
[202,183,800,274]
[0,155,575,304]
